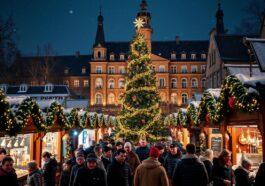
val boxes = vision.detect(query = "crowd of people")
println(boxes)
[0,138,265,186]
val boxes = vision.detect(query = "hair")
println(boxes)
[241,159,252,168]
[2,156,14,165]
[124,142,132,150]
[116,149,126,155]
[103,146,112,153]
[94,145,102,152]
[218,149,231,160]
[204,149,213,159]
[186,143,196,154]
[0,148,7,155]
[27,160,38,170]
[42,151,51,158]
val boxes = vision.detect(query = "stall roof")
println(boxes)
[246,38,265,72]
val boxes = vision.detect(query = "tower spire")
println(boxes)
[94,7,105,47]
[137,0,151,28]
[216,0,225,35]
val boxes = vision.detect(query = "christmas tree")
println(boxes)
[115,18,164,142]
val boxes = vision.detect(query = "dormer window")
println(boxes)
[181,53,186,60]
[171,52,176,60]
[201,53,206,59]
[64,68,69,74]
[19,84,28,92]
[120,54,125,61]
[0,84,7,93]
[81,67,86,74]
[110,53,115,61]
[44,83,53,92]
[191,54,196,60]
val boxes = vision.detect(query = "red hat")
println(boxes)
[149,146,160,158]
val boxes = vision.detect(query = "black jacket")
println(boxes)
[202,158,213,183]
[0,168,19,186]
[172,154,208,186]
[212,158,234,186]
[59,170,71,186]
[107,159,132,186]
[255,163,265,186]
[102,156,111,170]
[234,167,254,186]
[43,158,57,186]
[69,164,84,186]
[73,166,107,186]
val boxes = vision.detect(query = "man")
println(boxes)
[107,149,132,186]
[73,153,107,186]
[94,145,106,172]
[134,146,169,186]
[69,153,85,186]
[135,139,150,162]
[27,160,43,186]
[172,143,208,186]
[0,156,19,186]
[42,151,57,186]
[0,148,7,166]
[102,146,112,170]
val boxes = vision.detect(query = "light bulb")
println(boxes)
[1,139,6,147]
[14,139,19,147]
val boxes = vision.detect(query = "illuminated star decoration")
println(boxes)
[133,18,145,30]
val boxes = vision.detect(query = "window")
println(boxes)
[171,53,176,60]
[119,67,126,74]
[64,68,69,74]
[159,65,165,73]
[191,65,197,73]
[108,67,115,74]
[108,79,115,89]
[181,53,186,60]
[119,79,125,88]
[181,66,187,73]
[19,84,28,92]
[202,79,206,88]
[96,66,102,74]
[152,66,156,73]
[44,83,53,92]
[191,54,196,60]
[181,79,187,88]
[95,94,103,104]
[201,53,206,59]
[182,94,188,105]
[170,66,177,73]
[159,78,165,88]
[110,54,115,61]
[74,80,80,87]
[120,54,125,61]
[97,51,101,58]
[81,67,86,74]
[108,93,115,104]
[201,65,206,73]
[30,81,36,86]
[191,78,198,88]
[83,80,89,87]
[171,79,177,88]
[171,93,177,104]
[95,78,103,89]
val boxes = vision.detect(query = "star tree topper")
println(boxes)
[133,18,145,30]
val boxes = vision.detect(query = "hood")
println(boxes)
[142,158,161,169]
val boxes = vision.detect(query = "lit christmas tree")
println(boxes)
[115,18,165,142]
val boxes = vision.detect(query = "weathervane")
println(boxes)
[133,18,145,30]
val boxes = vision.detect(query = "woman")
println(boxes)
[42,151,57,186]
[27,160,42,186]
[255,162,265,186]
[212,149,234,186]
[234,159,255,186]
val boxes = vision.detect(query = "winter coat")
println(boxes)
[126,151,141,176]
[102,156,111,170]
[212,158,234,186]
[59,169,71,186]
[107,159,132,186]
[135,146,150,162]
[42,158,57,186]
[172,154,208,186]
[255,162,265,186]
[0,167,19,186]
[69,164,84,186]
[73,166,107,186]
[27,169,43,186]
[164,153,181,180]
[202,158,213,183]
[234,166,254,186]
[134,157,169,186]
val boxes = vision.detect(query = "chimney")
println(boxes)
[75,51,80,58]
[176,36,180,44]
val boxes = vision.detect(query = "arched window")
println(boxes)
[95,78,103,89]
[171,79,177,88]
[152,66,156,73]
[191,78,198,88]
[160,92,166,102]
[159,78,165,88]
[95,94,102,104]
[202,78,206,88]
[182,94,188,105]
[171,93,177,104]
[119,79,125,89]
[159,65,165,73]
[181,79,187,88]
[108,79,115,89]
[108,93,115,104]
[97,51,101,58]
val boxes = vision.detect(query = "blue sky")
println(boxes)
[0,0,263,56]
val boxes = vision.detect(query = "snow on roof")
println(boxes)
[65,99,88,109]
[207,89,221,99]
[189,101,200,108]
[6,96,27,105]
[251,41,265,72]
[228,66,264,77]
[235,74,265,86]
[36,100,58,109]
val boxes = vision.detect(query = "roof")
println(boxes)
[246,38,265,72]
[104,40,209,61]
[215,35,250,62]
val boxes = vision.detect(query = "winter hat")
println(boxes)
[149,146,160,158]
[86,153,97,162]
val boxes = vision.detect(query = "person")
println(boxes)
[135,139,150,162]
[107,149,132,186]
[172,143,208,186]
[234,159,255,186]
[59,160,72,186]
[164,143,181,183]
[42,151,57,186]
[124,141,141,183]
[200,149,214,185]
[27,160,43,186]
[0,156,19,186]
[0,148,7,166]
[94,145,106,172]
[73,153,107,186]
[102,146,112,170]
[255,162,265,186]
[156,144,165,165]
[69,153,85,186]
[212,149,234,186]
[134,146,169,186]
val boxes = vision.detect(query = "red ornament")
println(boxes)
[205,114,210,124]
[132,95,137,101]
[27,116,33,126]
[229,96,236,109]
[141,119,145,123]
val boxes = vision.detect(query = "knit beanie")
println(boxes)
[149,146,160,158]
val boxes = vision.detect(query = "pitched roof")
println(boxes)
[214,35,249,62]
[246,38,265,72]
